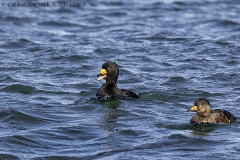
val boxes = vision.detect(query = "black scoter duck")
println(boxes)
[96,61,139,101]
[188,98,235,124]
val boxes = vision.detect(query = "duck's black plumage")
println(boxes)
[96,61,139,101]
[188,98,235,124]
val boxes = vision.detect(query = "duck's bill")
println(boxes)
[187,106,198,112]
[97,74,107,81]
[97,68,107,81]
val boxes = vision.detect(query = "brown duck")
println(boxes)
[188,98,235,124]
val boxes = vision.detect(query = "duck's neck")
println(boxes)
[106,78,117,86]
[198,109,211,117]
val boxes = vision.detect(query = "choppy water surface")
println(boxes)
[1,0,240,159]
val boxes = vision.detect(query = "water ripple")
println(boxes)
[2,84,35,94]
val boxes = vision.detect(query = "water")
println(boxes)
[1,0,240,159]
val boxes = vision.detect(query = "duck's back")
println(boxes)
[210,109,235,124]
[121,89,140,99]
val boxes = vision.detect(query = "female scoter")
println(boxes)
[188,98,235,124]
[96,61,139,101]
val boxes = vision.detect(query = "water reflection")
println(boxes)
[190,123,218,136]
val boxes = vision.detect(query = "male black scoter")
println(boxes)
[96,61,139,101]
[188,98,235,124]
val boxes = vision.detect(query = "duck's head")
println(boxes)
[97,61,119,83]
[188,98,211,117]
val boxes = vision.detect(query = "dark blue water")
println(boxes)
[1,0,240,159]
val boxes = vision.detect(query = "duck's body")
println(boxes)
[190,109,235,124]
[188,98,235,124]
[96,61,139,101]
